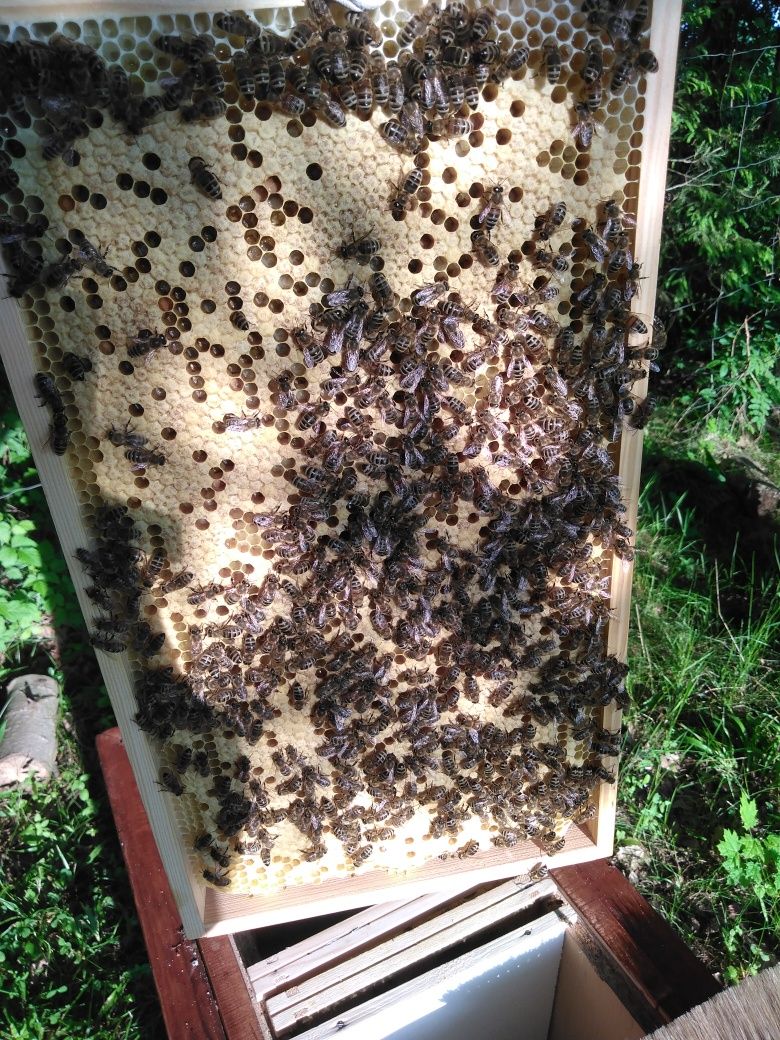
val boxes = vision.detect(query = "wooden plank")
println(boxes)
[96,727,226,1040]
[249,891,468,998]
[268,876,558,1034]
[552,859,721,1033]
[599,0,685,861]
[198,935,272,1040]
[295,911,569,1040]
[200,823,597,937]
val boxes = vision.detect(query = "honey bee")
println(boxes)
[541,41,562,85]
[181,95,226,122]
[62,352,92,381]
[188,156,222,199]
[42,256,83,292]
[43,406,68,455]
[160,568,195,594]
[34,373,63,412]
[582,226,609,263]
[141,547,167,587]
[214,12,259,38]
[127,329,166,361]
[411,280,448,307]
[471,229,500,267]
[398,8,435,48]
[581,39,603,85]
[317,96,346,127]
[202,867,231,887]
[572,103,597,149]
[106,421,147,449]
[336,229,381,262]
[477,185,508,231]
[457,839,480,859]
[628,395,656,430]
[157,768,184,795]
[74,237,114,278]
[379,118,413,151]
[535,201,567,240]
[125,446,167,469]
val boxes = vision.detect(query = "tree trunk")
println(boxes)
[0,673,59,787]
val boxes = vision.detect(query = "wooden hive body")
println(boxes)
[0,0,680,937]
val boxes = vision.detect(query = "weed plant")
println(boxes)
[619,480,780,982]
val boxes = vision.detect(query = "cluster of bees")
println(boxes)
[0,0,663,888]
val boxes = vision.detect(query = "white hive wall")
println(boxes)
[0,0,651,898]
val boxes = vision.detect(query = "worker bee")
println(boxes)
[42,256,83,292]
[125,446,167,469]
[72,237,114,278]
[398,8,435,48]
[336,229,381,261]
[128,329,167,360]
[62,352,92,381]
[380,118,412,151]
[188,156,222,199]
[535,201,567,240]
[107,420,147,449]
[572,103,596,149]
[230,310,253,332]
[457,839,480,859]
[581,40,603,85]
[628,395,656,430]
[34,372,63,412]
[214,12,259,38]
[541,41,562,85]
[202,867,231,887]
[471,229,500,267]
[582,227,609,263]
[411,280,448,307]
[477,184,508,230]
[316,96,346,127]
[49,411,69,455]
[181,95,226,122]
[160,568,195,594]
[223,411,262,432]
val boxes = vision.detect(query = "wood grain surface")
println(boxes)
[553,859,721,1033]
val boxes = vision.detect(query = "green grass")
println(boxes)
[618,480,780,982]
[0,401,161,1040]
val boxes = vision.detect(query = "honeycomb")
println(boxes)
[0,0,656,898]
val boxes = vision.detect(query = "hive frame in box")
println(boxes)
[0,0,681,938]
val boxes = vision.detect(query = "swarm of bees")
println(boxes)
[0,0,666,894]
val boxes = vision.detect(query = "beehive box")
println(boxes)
[0,0,680,937]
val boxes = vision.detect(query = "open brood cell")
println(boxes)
[0,0,664,923]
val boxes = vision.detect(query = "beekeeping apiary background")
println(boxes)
[0,0,679,935]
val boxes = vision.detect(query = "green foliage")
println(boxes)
[0,768,154,1039]
[659,0,780,437]
[619,482,780,980]
[0,409,76,660]
[717,794,780,982]
[687,316,780,435]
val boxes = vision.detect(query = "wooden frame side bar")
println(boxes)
[552,860,721,1033]
[97,726,270,1039]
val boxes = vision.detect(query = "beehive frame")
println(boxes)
[0,0,680,937]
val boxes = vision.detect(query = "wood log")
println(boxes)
[0,674,59,787]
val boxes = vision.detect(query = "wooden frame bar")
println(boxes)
[96,726,271,1039]
[2,0,682,937]
[552,861,722,1033]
